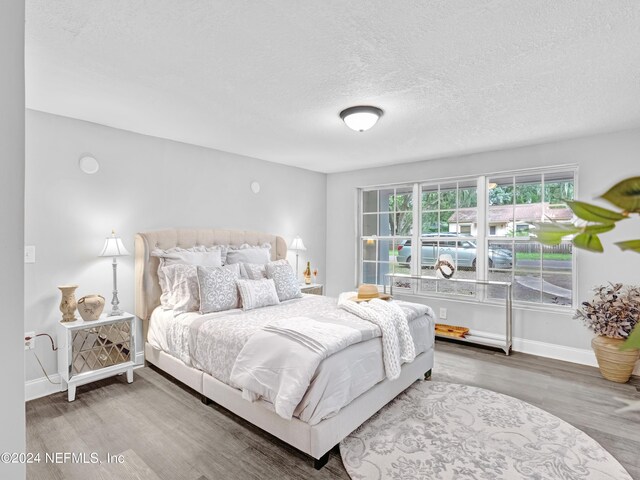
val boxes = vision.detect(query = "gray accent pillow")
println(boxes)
[236,278,280,311]
[225,243,271,265]
[152,246,223,308]
[265,260,301,301]
[197,264,241,314]
[240,263,267,280]
[161,264,199,314]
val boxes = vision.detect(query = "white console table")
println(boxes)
[385,274,513,355]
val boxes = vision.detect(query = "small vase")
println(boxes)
[77,294,105,321]
[59,285,79,322]
[591,335,640,383]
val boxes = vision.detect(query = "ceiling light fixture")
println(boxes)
[340,106,383,132]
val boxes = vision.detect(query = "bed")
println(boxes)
[135,228,435,469]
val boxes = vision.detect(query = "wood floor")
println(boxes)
[26,340,640,479]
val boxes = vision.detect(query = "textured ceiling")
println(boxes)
[26,1,640,173]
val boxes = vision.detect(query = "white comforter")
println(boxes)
[147,295,435,424]
[230,316,366,419]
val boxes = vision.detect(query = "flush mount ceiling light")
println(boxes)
[340,106,383,132]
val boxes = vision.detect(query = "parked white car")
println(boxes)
[396,234,513,269]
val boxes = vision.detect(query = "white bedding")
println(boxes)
[147,294,435,425]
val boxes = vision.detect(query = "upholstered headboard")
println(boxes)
[134,228,287,322]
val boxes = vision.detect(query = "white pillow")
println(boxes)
[236,278,280,311]
[197,264,241,314]
[152,246,223,308]
[240,263,267,280]
[161,264,199,314]
[225,243,271,265]
[265,260,302,301]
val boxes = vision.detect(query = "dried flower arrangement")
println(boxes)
[575,283,640,339]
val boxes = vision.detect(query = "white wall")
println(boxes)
[0,1,26,478]
[24,110,326,386]
[326,128,640,356]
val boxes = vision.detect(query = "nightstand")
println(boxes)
[300,283,324,295]
[57,312,137,401]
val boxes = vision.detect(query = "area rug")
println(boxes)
[340,382,631,480]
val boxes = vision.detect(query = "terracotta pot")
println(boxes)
[58,285,79,322]
[77,294,106,321]
[591,335,639,383]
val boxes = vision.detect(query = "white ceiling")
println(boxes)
[25,1,640,173]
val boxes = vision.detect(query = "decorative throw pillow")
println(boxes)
[152,246,224,308]
[197,264,241,314]
[225,243,271,265]
[161,264,200,314]
[236,278,280,311]
[240,263,267,280]
[265,260,301,301]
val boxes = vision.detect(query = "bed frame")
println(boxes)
[135,228,434,469]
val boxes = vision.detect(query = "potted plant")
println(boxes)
[576,283,640,382]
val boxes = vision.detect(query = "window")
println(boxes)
[360,185,414,286]
[358,167,576,308]
[418,180,478,297]
[487,171,574,306]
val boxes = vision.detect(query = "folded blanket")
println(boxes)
[338,292,418,380]
[230,316,362,419]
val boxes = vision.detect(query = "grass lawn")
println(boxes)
[516,252,572,261]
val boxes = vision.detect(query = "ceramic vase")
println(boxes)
[591,335,640,383]
[77,294,106,321]
[58,285,79,322]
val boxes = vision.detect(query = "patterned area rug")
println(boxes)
[340,382,631,480]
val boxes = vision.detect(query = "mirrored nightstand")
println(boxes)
[57,312,137,401]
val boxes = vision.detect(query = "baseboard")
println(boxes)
[25,352,146,402]
[514,337,640,377]
[466,330,639,376]
[25,374,64,402]
[512,337,598,367]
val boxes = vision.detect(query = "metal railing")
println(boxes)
[384,273,513,355]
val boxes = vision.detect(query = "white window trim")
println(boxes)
[356,165,578,312]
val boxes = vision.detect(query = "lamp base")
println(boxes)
[108,308,124,317]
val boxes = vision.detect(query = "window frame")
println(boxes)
[356,165,578,311]
[359,184,416,288]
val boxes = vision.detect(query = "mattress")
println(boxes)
[148,294,434,425]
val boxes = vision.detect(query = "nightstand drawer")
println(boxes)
[70,321,132,376]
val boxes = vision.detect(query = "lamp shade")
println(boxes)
[289,236,306,252]
[99,232,130,257]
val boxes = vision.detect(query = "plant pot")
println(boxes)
[591,335,639,383]
[77,294,105,321]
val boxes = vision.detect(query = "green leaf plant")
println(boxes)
[532,176,640,351]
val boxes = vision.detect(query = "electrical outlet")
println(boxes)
[25,331,35,350]
[25,245,36,263]
[439,307,447,320]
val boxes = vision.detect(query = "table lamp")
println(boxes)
[99,230,130,316]
[289,236,306,282]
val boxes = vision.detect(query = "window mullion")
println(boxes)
[540,174,545,304]
[412,182,421,294]
[476,176,487,303]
